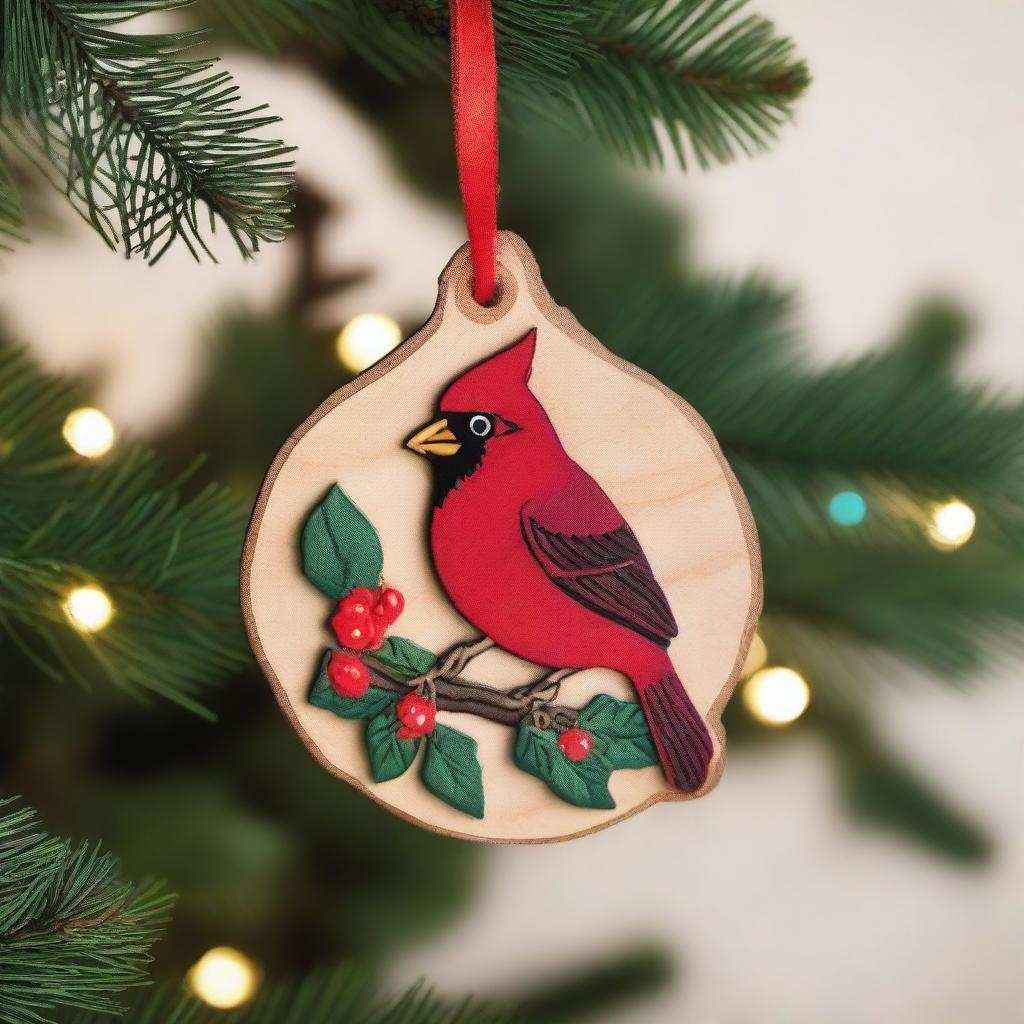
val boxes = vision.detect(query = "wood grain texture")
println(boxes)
[242,232,762,843]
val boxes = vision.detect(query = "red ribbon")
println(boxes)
[450,0,498,305]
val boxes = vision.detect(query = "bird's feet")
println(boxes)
[409,636,495,697]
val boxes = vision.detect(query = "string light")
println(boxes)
[742,666,809,726]
[828,490,866,527]
[335,314,402,374]
[927,500,976,550]
[186,947,260,1009]
[63,585,114,633]
[742,631,768,677]
[62,407,116,458]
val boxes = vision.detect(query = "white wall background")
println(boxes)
[1,2,1021,1020]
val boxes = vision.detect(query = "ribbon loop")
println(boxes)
[450,0,498,305]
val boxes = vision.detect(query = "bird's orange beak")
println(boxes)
[406,418,461,457]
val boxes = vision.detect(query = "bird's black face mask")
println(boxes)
[406,411,520,507]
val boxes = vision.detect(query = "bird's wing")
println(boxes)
[521,478,678,649]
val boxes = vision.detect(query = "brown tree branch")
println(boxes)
[362,655,579,728]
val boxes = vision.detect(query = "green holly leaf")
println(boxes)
[308,655,396,720]
[302,484,383,599]
[579,694,658,770]
[514,724,615,810]
[374,636,436,680]
[421,725,485,819]
[366,706,420,782]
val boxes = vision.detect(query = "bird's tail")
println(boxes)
[637,666,713,792]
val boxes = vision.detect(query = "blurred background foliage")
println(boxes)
[1,2,1021,1022]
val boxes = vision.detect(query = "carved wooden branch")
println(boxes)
[362,655,579,728]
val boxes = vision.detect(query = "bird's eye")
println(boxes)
[469,414,492,437]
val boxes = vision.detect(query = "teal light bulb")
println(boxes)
[829,490,866,527]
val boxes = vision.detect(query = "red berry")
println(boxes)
[331,610,373,650]
[327,651,370,698]
[331,587,378,651]
[557,727,593,762]
[395,692,436,739]
[374,586,405,626]
[339,587,375,618]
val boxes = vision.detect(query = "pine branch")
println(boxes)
[0,799,173,1024]
[0,0,294,261]
[199,0,808,169]
[0,342,249,715]
[54,966,513,1024]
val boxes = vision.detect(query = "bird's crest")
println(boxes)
[440,329,536,413]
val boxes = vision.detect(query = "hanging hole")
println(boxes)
[455,262,517,323]
[472,278,503,308]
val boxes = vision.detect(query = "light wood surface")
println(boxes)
[242,233,762,843]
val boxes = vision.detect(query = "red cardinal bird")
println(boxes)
[406,329,713,791]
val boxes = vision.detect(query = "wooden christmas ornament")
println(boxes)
[242,231,762,843]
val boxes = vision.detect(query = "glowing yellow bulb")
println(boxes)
[63,585,114,633]
[335,314,402,373]
[927,500,976,550]
[186,947,260,1009]
[742,632,767,677]
[743,666,810,726]
[62,407,116,458]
